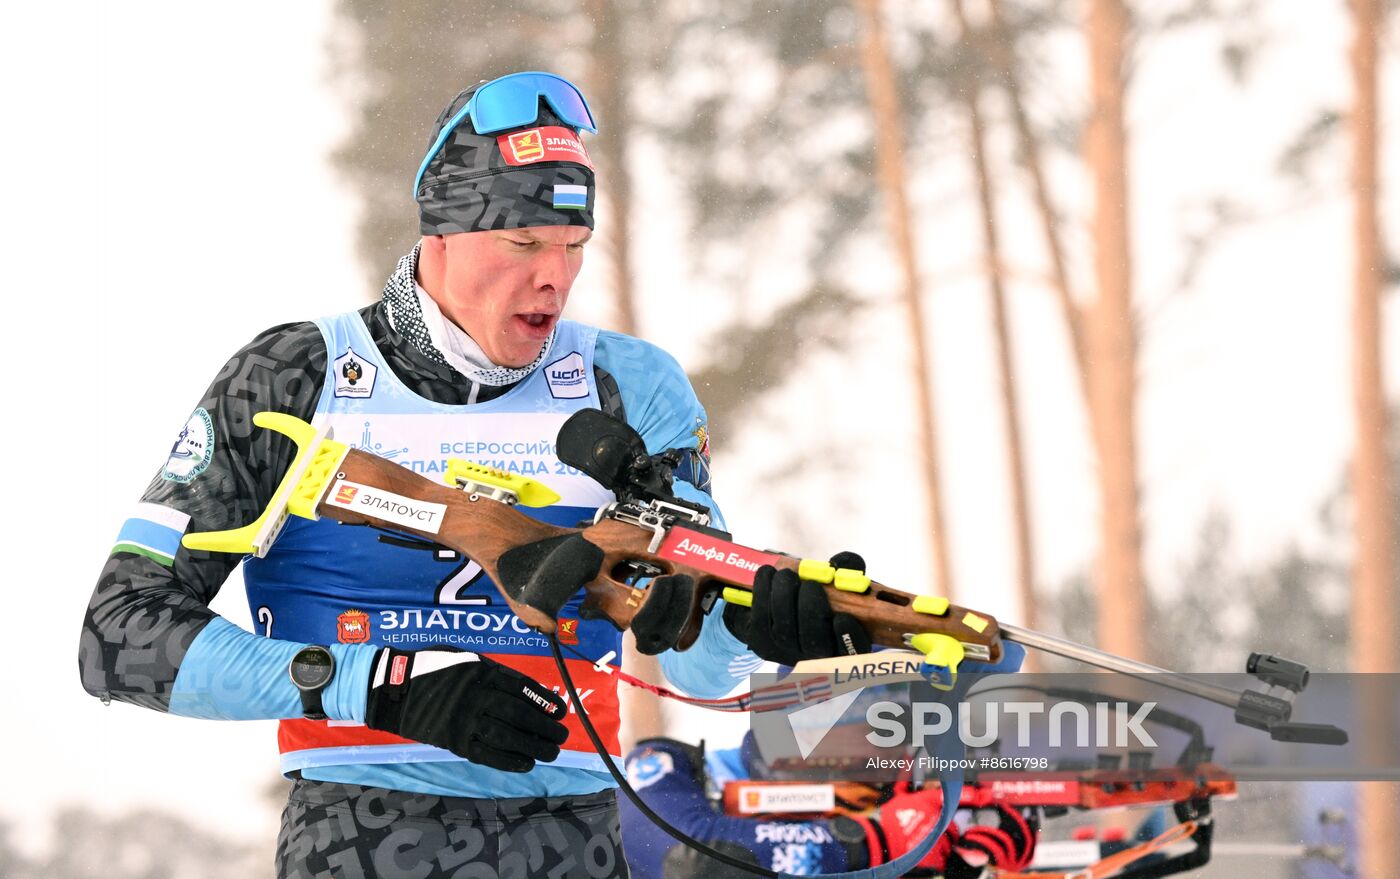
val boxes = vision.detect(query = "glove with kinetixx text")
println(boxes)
[723,551,873,665]
[364,647,568,773]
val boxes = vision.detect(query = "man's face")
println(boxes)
[434,225,591,367]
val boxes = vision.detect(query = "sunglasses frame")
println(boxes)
[413,71,598,197]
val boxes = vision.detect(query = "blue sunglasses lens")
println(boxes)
[468,72,597,135]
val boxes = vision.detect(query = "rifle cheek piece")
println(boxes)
[631,574,697,656]
[497,534,605,621]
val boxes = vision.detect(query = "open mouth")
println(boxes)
[514,312,558,337]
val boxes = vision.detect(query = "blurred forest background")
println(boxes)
[15,0,1397,876]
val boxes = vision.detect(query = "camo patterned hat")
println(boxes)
[415,77,597,235]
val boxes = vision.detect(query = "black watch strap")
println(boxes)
[299,683,328,721]
[289,646,335,721]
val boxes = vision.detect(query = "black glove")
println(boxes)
[724,551,873,665]
[364,647,569,773]
[497,531,697,656]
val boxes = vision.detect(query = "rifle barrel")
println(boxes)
[998,623,1244,710]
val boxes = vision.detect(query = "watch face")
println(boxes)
[290,647,334,691]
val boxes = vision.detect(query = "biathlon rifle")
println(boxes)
[722,766,1237,818]
[724,768,1232,879]
[182,409,1347,747]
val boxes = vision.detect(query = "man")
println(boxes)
[618,735,1038,878]
[79,72,870,878]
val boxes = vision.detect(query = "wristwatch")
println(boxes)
[288,645,336,721]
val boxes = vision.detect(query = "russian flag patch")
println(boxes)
[552,184,588,210]
[113,503,191,567]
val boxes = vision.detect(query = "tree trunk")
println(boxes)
[1084,0,1146,659]
[987,0,1092,418]
[585,0,639,337]
[948,0,1039,654]
[1346,0,1399,871]
[855,0,956,601]
[586,0,663,748]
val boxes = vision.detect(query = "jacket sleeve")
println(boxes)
[594,331,760,699]
[618,739,858,877]
[78,321,375,721]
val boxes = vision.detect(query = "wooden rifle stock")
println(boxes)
[320,445,1003,662]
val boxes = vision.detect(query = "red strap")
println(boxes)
[563,644,834,713]
[959,825,1015,870]
[992,804,1036,869]
[849,815,887,867]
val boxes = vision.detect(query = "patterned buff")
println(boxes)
[382,244,556,387]
[416,84,596,235]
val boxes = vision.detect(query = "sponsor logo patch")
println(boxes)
[557,618,580,645]
[498,126,594,168]
[657,528,779,584]
[333,347,378,399]
[522,685,559,715]
[544,351,588,399]
[735,784,836,815]
[325,479,448,535]
[506,129,544,162]
[162,408,215,483]
[337,609,371,644]
[390,654,409,686]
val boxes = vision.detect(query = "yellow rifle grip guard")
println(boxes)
[833,568,871,593]
[182,413,346,558]
[913,595,951,616]
[721,587,754,608]
[909,632,965,691]
[797,558,836,584]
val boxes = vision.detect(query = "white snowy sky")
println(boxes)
[4,0,1396,856]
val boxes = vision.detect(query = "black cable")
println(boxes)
[547,633,780,878]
